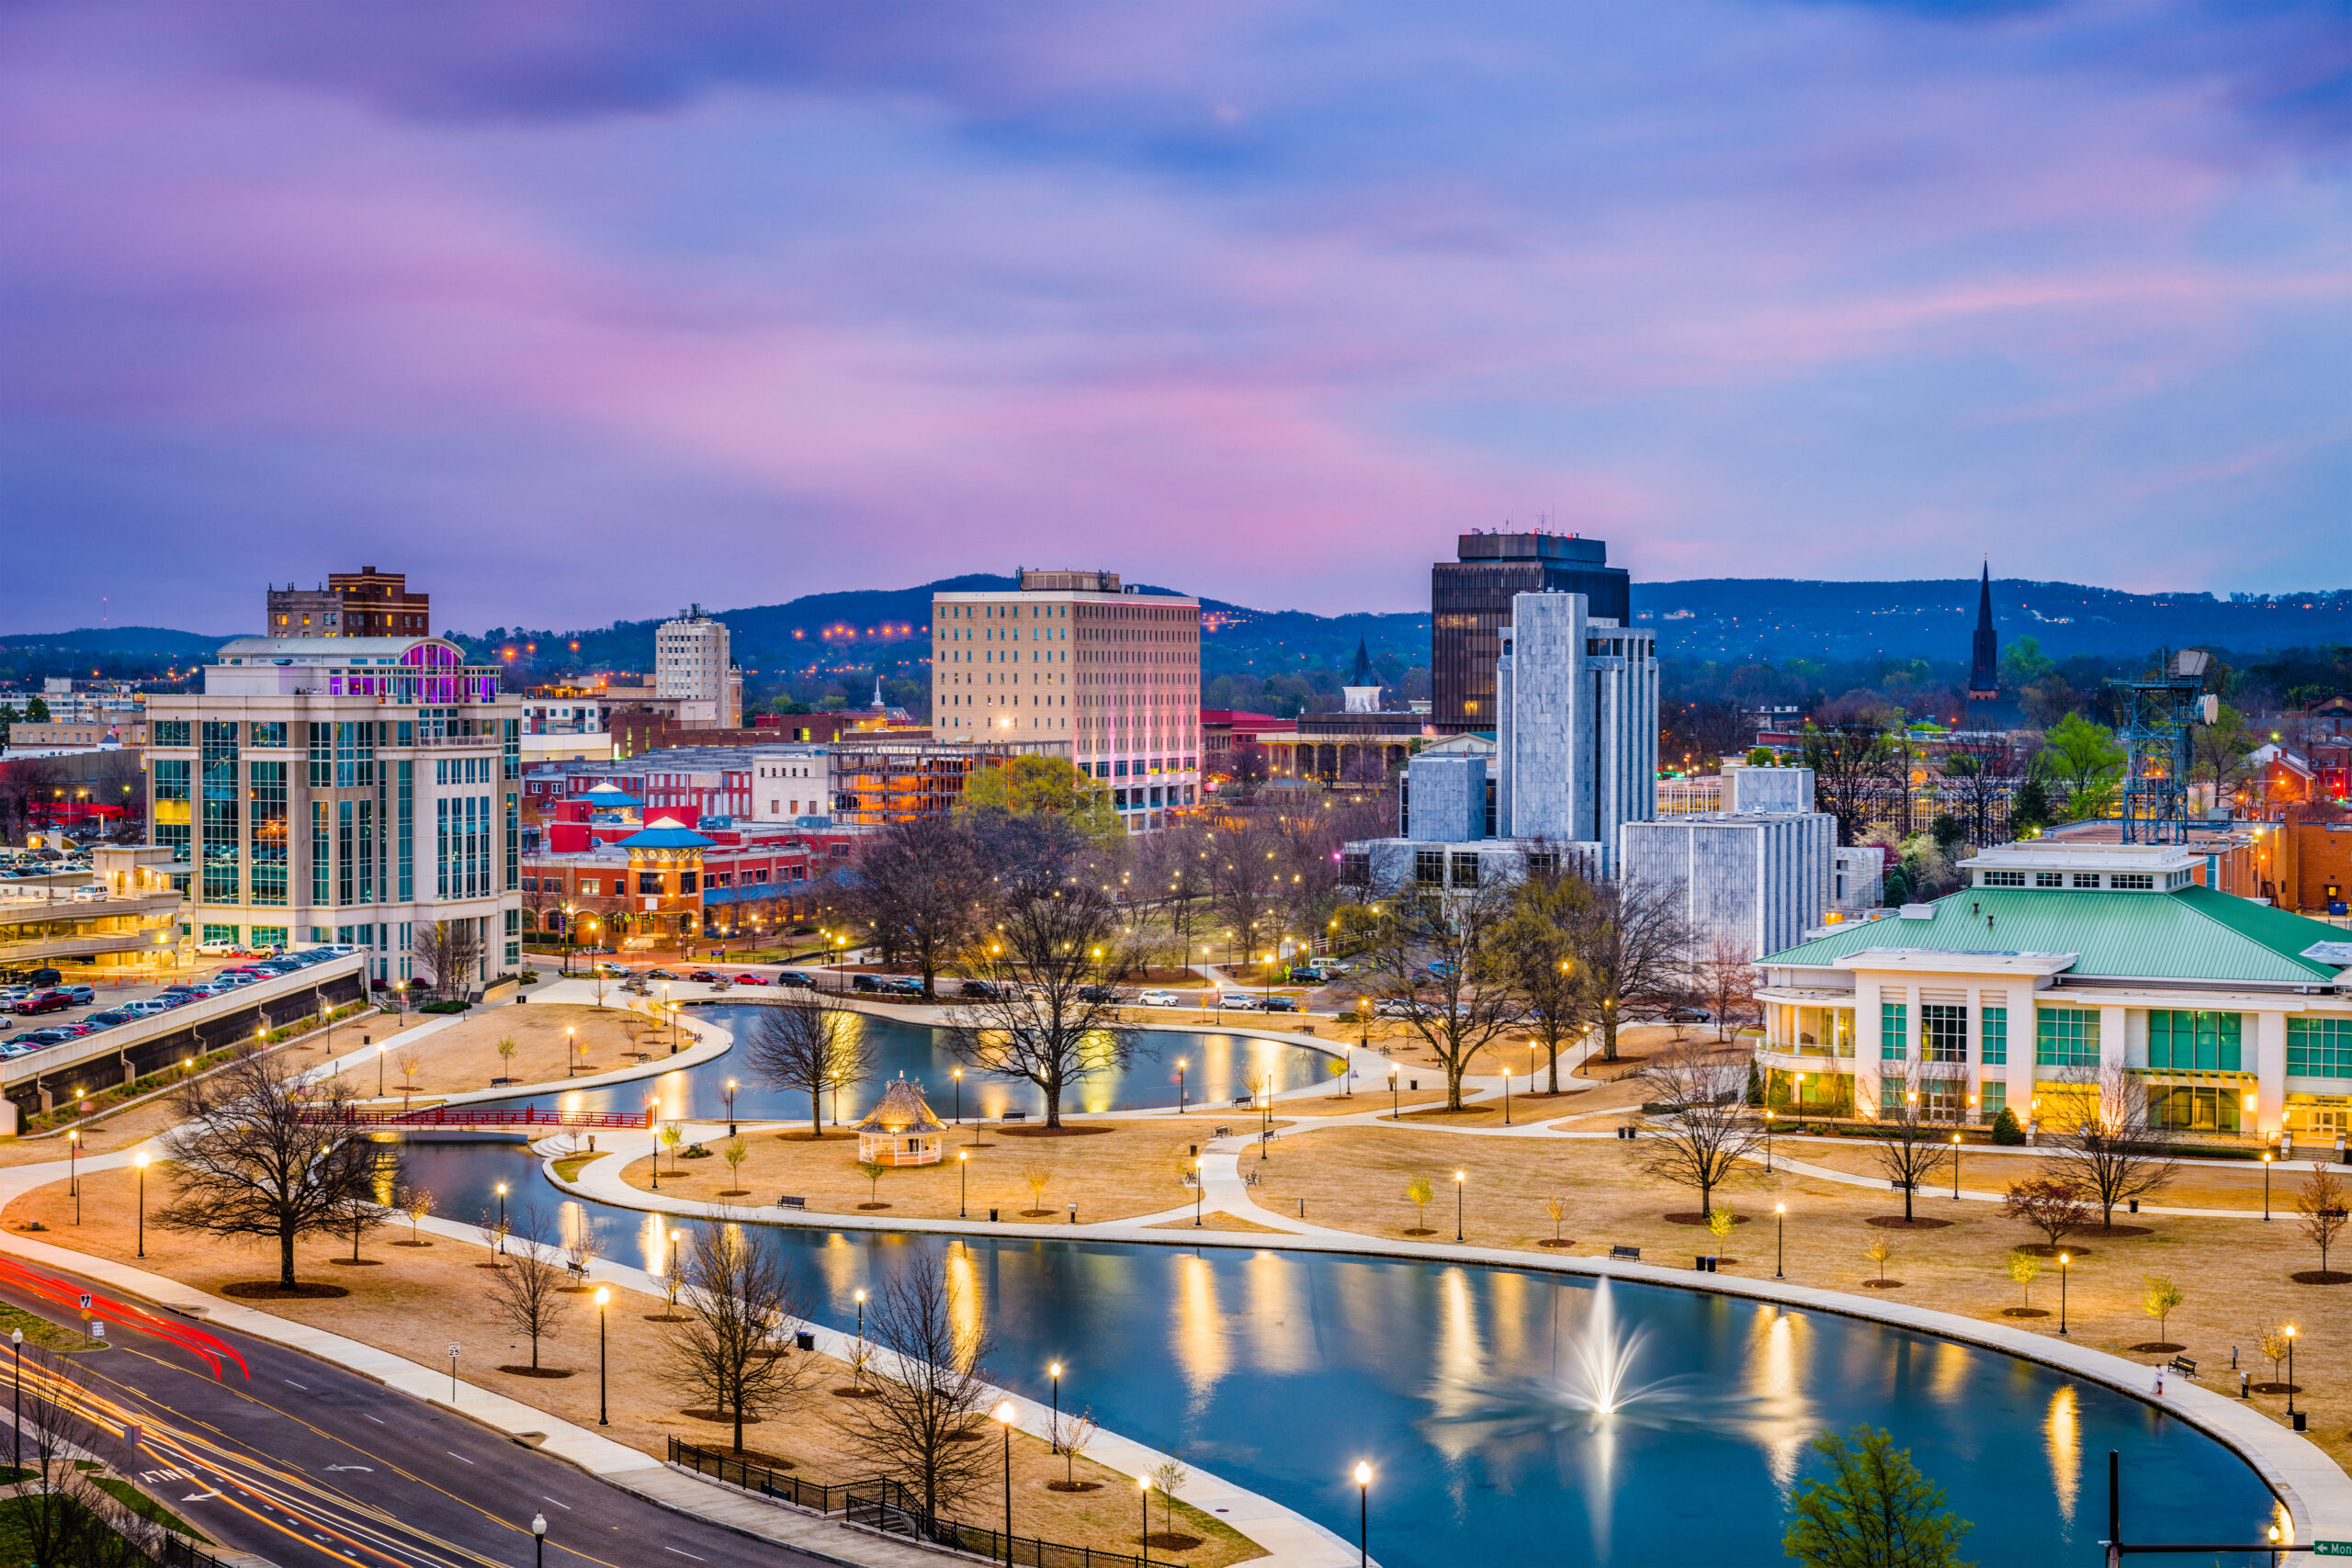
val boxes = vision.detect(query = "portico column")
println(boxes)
[2099,1005,2128,1077]
[2256,1010,2289,1138]
[1854,976,1885,1116]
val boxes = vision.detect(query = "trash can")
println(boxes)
[796,1331,815,1351]
[989,1208,999,1223]
[2295,1411,2309,1432]
[2128,1199,2139,1214]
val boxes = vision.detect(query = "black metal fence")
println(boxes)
[158,1535,228,1568]
[666,1437,861,1516]
[847,1480,1151,1568]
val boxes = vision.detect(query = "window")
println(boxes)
[1921,1004,1965,1063]
[153,719,189,748]
[247,761,288,907]
[1980,1006,2007,1066]
[2071,873,2101,888]
[248,722,288,749]
[2150,1085,2240,1133]
[1880,1000,1907,1061]
[1414,849,1442,886]
[580,879,600,896]
[309,722,334,788]
[639,872,662,896]
[2111,874,2154,890]
[2036,1007,2100,1067]
[250,925,288,948]
[200,721,240,904]
[1982,870,2025,886]
[312,800,330,905]
[2035,872,2064,887]
[153,759,191,863]
[2290,1018,2352,1078]
[202,923,239,945]
[1340,852,1370,887]
[2149,1010,2242,1072]
[1451,852,1480,888]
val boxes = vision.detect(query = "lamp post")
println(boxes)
[1764,1108,1775,1173]
[532,1512,546,1567]
[594,1287,610,1425]
[959,1151,970,1218]
[2058,1252,2071,1336]
[1138,1473,1152,1568]
[1773,1201,1786,1278]
[134,1152,149,1258]
[68,1130,79,1225]
[378,1043,388,1097]
[1389,1073,1398,1123]
[953,1067,963,1127]
[649,1096,661,1190]
[854,1288,867,1387]
[1354,1461,1372,1568]
[1176,1058,1187,1116]
[1502,1066,1511,1126]
[1193,1158,1204,1227]
[993,1400,1017,1564]
[1048,1361,1063,1453]
[9,1328,19,1472]
[495,1183,508,1254]
[724,1077,739,1138]
[1453,1169,1465,1242]
[2264,1152,2274,1221]
[565,1027,575,1080]
[667,1228,682,1290]
[1951,1134,1962,1199]
[2287,1325,2299,1417]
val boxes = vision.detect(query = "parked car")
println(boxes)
[594,963,628,978]
[59,986,95,1006]
[1288,965,1331,985]
[853,974,883,993]
[1374,997,1421,1018]
[83,1010,136,1028]
[4,970,62,990]
[51,1021,97,1038]
[5,1030,71,1050]
[13,991,71,1016]
[0,987,29,1007]
[687,970,720,984]
[774,971,817,990]
[1659,1006,1713,1024]
[120,999,173,1018]
[1078,985,1123,1004]
[885,977,924,997]
[647,969,680,981]
[1218,992,1259,1010]
[1258,995,1299,1012]
[69,885,107,902]
[1137,989,1181,1008]
[730,974,770,987]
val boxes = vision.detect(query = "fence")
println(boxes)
[339,1106,653,1130]
[847,1480,1151,1568]
[666,1437,860,1516]
[158,1536,228,1568]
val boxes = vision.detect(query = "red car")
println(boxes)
[687,970,720,984]
[11,991,70,1017]
[731,973,769,986]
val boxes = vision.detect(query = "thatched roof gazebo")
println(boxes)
[856,1077,946,1167]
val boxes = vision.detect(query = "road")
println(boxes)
[0,1256,825,1568]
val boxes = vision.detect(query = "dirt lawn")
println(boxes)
[3,1168,1261,1564]
[314,1003,670,1100]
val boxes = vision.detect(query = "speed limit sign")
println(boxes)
[447,1342,460,1359]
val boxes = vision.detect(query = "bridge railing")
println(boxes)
[325,1106,653,1130]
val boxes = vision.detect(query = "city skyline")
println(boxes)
[6,2,2351,633]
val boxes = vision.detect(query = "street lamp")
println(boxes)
[953,1067,963,1127]
[993,1400,1018,1562]
[565,1026,575,1080]
[1389,1072,1398,1122]
[1951,1134,1962,1199]
[377,1043,388,1098]
[1138,1473,1152,1568]
[1176,1058,1187,1116]
[1193,1158,1204,1227]
[2265,1152,2275,1221]
[1763,1109,1775,1172]
[1354,1461,1372,1568]
[9,1328,19,1472]
[2058,1252,2071,1336]
[854,1288,867,1386]
[1501,1066,1511,1126]
[2287,1325,2299,1418]
[649,1096,662,1190]
[1453,1169,1465,1242]
[1774,1201,1786,1279]
[67,1130,79,1224]
[959,1150,969,1218]
[667,1228,682,1288]
[1048,1361,1063,1453]
[724,1077,739,1137]
[594,1287,610,1425]
[532,1512,546,1568]
[134,1152,149,1258]
[495,1183,508,1254]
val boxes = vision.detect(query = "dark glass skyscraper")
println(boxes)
[1431,533,1630,733]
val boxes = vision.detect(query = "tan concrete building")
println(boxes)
[143,637,522,987]
[932,570,1199,830]
[655,606,742,728]
[0,847,187,978]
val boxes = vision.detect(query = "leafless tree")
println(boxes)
[2002,1176,2092,1251]
[1569,875,1694,1063]
[1801,720,1894,845]
[9,1345,164,1567]
[839,1258,1001,1521]
[851,817,990,998]
[2045,1064,2178,1227]
[743,996,875,1138]
[154,1045,387,1291]
[1204,817,1284,970]
[662,1225,820,1455]
[1695,932,1759,1043]
[1870,1069,1952,1224]
[411,919,485,1000]
[946,874,1135,1128]
[1634,1037,1761,1216]
[483,1212,571,1371]
[1939,735,2015,851]
[1359,881,1523,1111]
[1135,823,1215,974]
[1497,862,1591,1093]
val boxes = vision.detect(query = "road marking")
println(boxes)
[325,1464,374,1472]
[664,1551,706,1561]
[182,1491,221,1502]
[446,1451,475,1464]
[541,1495,571,1508]
[363,1414,387,1425]
[282,1378,308,1389]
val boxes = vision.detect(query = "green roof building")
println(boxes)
[1756,841,2352,1146]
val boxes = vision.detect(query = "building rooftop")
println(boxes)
[214,636,452,663]
[1763,884,2352,986]
[616,827,715,851]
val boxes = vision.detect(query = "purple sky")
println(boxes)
[5,1,2349,635]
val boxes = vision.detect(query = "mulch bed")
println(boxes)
[2251,1382,2301,1394]
[999,1124,1115,1138]
[2001,1307,2052,1318]
[1867,1216,1954,1231]
[223,1282,350,1300]
[718,1190,751,1197]
[1861,1280,1905,1290]
[682,1407,763,1424]
[1402,1227,1437,1237]
[856,1202,893,1211]
[501,1366,575,1379]
[2129,1341,2187,1354]
[1664,1213,1753,1226]
[1144,1533,1204,1551]
[1047,1480,1102,1494]
[1537,1239,1577,1249]
[2018,1244,2092,1258]
[327,1258,385,1267]
[391,1239,434,1247]
[831,1386,879,1400]
[2291,1270,2352,1285]
[2080,1224,2152,1239]
[642,1313,691,1323]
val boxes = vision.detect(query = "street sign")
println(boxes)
[89,1323,106,1340]
[2312,1543,2351,1557]
[447,1342,461,1359]
[76,1293,91,1311]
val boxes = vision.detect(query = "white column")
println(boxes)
[2099,1005,2128,1077]
[1854,976,1886,1117]
[2257,1010,2289,1138]
[2006,983,2037,1125]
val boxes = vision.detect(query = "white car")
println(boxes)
[1137,989,1182,1008]
[1218,991,1259,1010]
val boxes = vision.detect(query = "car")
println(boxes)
[60,986,95,1006]
[1374,997,1421,1018]
[80,1009,133,1029]
[730,973,770,987]
[1287,965,1330,985]
[1218,992,1259,1010]
[647,969,680,981]
[1261,995,1301,1013]
[51,1021,97,1038]
[69,885,107,902]
[884,977,924,997]
[4,1030,70,1050]
[774,971,817,990]
[7,969,61,990]
[11,991,70,1017]
[1137,989,1181,1007]
[1659,1005,1713,1024]
[120,999,173,1018]
[852,974,883,993]
[1078,985,1123,1004]
[0,987,29,1006]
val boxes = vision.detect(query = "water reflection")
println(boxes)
[2047,1382,2080,1523]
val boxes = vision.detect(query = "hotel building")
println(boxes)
[143,636,523,987]
[932,570,1200,830]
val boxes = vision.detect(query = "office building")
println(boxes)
[1755,840,2352,1140]
[144,636,523,987]
[1494,591,1657,861]
[1620,768,1836,961]
[1432,533,1629,733]
[655,606,742,729]
[933,569,1199,830]
[266,568,432,638]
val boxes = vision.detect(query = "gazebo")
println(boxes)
[856,1077,946,1167]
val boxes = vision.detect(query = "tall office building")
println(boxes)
[1432,533,1630,733]
[656,605,741,728]
[933,570,1200,831]
[266,568,432,638]
[1494,591,1657,863]
[145,636,523,987]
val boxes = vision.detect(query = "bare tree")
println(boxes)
[1634,1037,1761,1217]
[2044,1064,2178,1228]
[483,1213,571,1371]
[1939,735,2015,851]
[1204,817,1284,971]
[1497,863,1591,1093]
[1695,932,1759,1043]
[2002,1176,2092,1251]
[411,919,485,1001]
[851,817,990,999]
[946,874,1135,1128]
[743,996,875,1138]
[1870,1069,1952,1224]
[1802,720,1894,846]
[839,1258,1001,1521]
[155,1045,387,1291]
[1570,875,1694,1063]
[1359,882,1523,1111]
[662,1225,819,1455]
[9,1345,164,1567]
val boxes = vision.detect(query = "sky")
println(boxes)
[3,0,2349,636]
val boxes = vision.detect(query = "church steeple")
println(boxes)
[1966,558,2000,700]
[1342,637,1383,714]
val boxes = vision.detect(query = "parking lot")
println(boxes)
[0,950,353,1053]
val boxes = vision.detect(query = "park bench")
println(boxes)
[1243,1171,1261,1188]
[1230,1095,1253,1107]
[1609,1245,1642,1261]
[777,1195,807,1210]
[1213,1125,1232,1138]
[1002,1110,1029,1122]
[2169,1356,2197,1381]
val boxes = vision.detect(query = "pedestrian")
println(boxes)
[2153,1364,2165,1398]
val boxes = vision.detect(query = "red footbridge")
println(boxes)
[340,1106,653,1130]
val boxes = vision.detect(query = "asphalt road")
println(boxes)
[0,1257,826,1568]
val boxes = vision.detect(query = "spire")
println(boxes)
[1351,637,1373,686]
[1967,558,1999,699]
